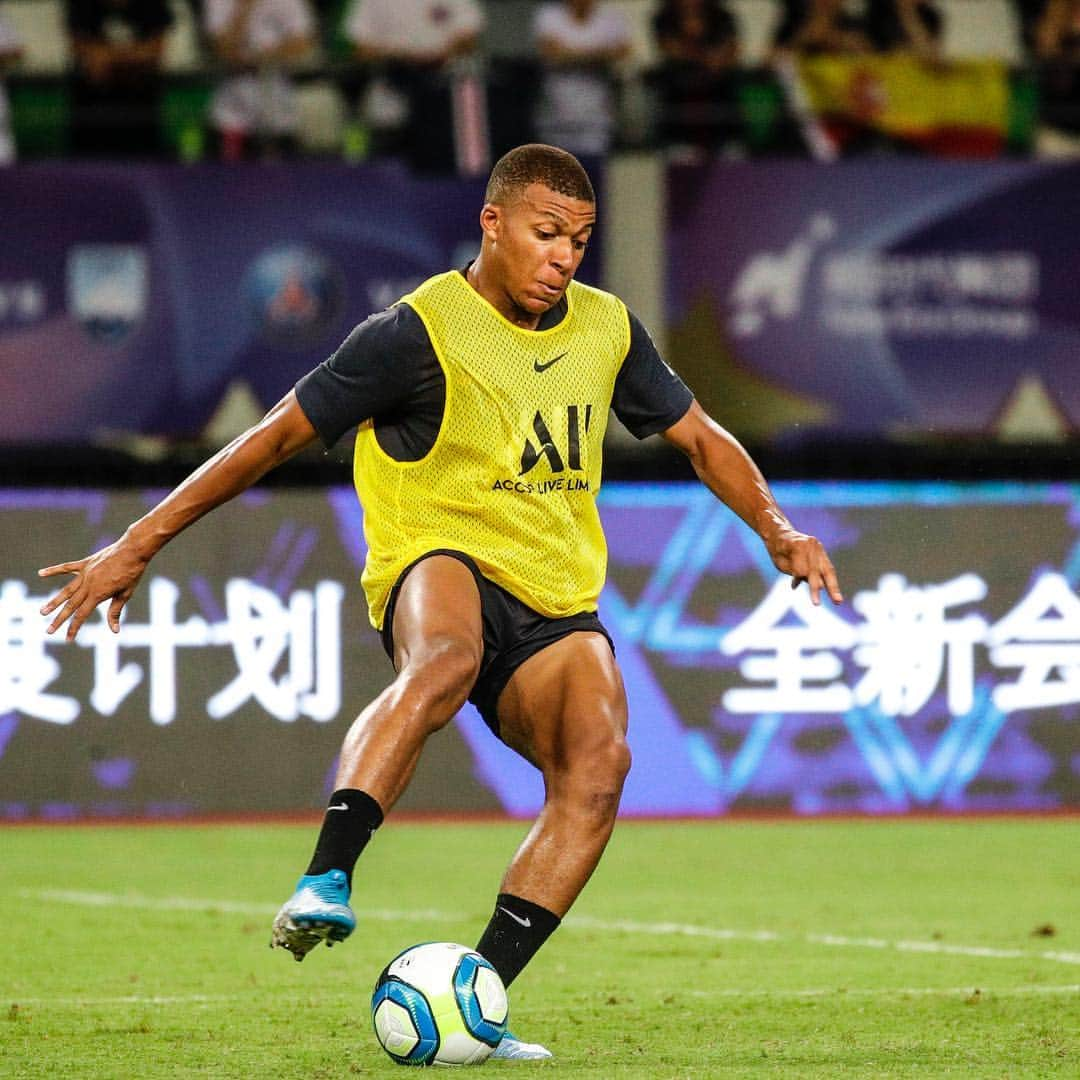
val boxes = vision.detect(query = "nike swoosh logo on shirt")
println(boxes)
[498,906,532,928]
[533,352,567,373]
[327,802,349,811]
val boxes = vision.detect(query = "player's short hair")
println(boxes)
[485,144,596,207]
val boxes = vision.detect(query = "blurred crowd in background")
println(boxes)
[0,0,1079,170]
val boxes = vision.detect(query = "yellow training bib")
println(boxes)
[354,271,631,629]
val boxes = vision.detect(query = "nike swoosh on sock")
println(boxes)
[498,906,532,928]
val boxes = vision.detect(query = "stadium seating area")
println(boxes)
[0,0,1069,161]
[0,0,1032,72]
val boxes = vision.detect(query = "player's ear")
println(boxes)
[479,203,501,243]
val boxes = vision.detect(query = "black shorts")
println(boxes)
[379,549,614,736]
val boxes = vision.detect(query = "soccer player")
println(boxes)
[39,144,842,1060]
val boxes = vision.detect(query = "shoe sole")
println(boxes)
[271,915,354,961]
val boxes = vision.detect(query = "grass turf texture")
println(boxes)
[2,819,1077,1078]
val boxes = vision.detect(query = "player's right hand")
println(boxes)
[38,537,150,641]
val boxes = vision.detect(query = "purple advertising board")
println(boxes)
[666,161,1080,445]
[0,163,603,443]
[2,482,1078,819]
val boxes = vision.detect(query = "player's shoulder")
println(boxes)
[357,298,425,336]
[567,278,626,312]
[402,270,464,306]
[363,271,468,339]
[335,297,432,367]
[567,280,631,357]
[568,280,630,336]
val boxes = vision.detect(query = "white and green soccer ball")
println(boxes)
[371,942,509,1066]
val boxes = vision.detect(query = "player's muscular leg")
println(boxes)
[494,633,630,916]
[335,556,483,810]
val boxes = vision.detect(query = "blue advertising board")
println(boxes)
[2,482,1078,818]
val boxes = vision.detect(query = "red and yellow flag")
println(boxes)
[798,52,1010,157]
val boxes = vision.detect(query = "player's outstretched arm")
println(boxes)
[662,400,843,606]
[38,390,319,641]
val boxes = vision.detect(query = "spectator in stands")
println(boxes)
[203,0,317,160]
[1014,0,1050,55]
[343,0,486,173]
[873,0,944,62]
[650,0,742,157]
[1033,0,1080,151]
[0,8,23,165]
[532,0,633,157]
[769,0,873,60]
[65,0,174,158]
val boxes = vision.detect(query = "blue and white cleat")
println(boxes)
[270,869,356,962]
[490,1031,553,1061]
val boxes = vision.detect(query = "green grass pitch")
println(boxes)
[3,818,1077,1078]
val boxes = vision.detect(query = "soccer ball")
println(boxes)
[371,942,509,1066]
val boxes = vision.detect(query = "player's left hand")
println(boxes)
[766,526,843,606]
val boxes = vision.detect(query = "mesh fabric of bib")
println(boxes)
[354,271,631,629]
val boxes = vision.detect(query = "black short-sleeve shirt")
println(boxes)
[66,0,174,39]
[653,0,739,51]
[296,282,693,459]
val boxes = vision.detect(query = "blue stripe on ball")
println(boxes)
[453,954,508,1047]
[372,978,440,1065]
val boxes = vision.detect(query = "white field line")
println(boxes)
[567,914,1080,967]
[686,984,1080,1000]
[18,888,446,923]
[20,889,1080,968]
[11,995,231,1006]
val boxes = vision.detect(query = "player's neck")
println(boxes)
[465,257,542,331]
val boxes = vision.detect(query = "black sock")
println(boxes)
[474,893,561,987]
[305,788,384,888]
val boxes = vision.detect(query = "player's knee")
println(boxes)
[399,639,481,726]
[565,730,631,813]
[597,732,632,792]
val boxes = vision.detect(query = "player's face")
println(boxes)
[484,183,595,321]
